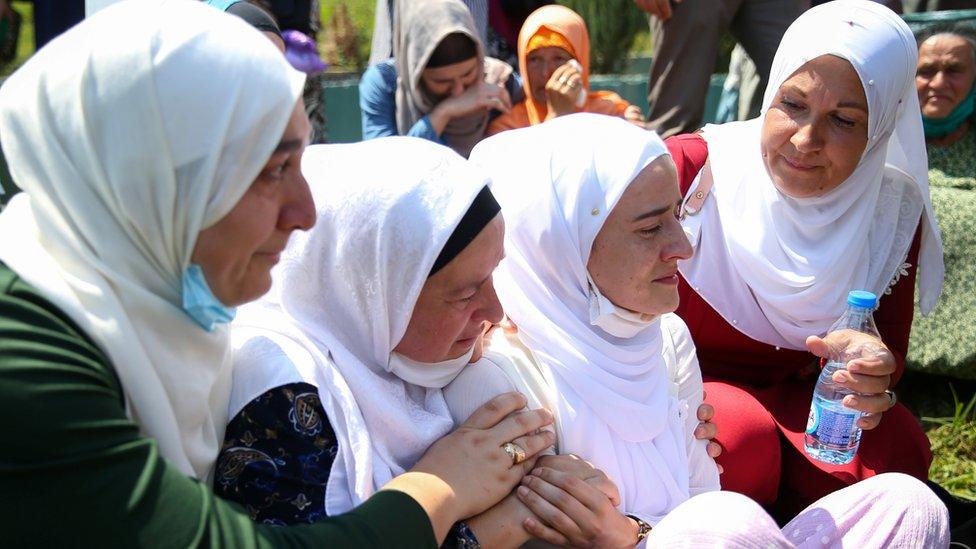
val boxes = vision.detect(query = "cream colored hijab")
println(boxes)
[0,0,304,480]
[394,0,491,157]
[680,0,943,350]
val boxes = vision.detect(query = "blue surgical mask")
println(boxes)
[181,264,236,332]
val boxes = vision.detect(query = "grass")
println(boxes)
[920,384,976,501]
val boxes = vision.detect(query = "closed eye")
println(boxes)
[781,98,803,111]
[832,114,856,128]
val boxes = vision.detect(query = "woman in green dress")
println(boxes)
[0,2,552,546]
[909,22,976,380]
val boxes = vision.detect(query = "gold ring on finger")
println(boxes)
[502,442,527,465]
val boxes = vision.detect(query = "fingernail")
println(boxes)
[518,486,529,497]
[845,396,859,407]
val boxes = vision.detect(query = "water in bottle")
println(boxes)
[804,290,880,465]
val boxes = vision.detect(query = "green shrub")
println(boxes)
[558,0,647,74]
[1,2,35,77]
[321,0,374,71]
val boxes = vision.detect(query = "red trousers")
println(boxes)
[705,379,933,517]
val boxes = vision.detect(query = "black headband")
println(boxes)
[430,186,501,276]
[226,1,282,37]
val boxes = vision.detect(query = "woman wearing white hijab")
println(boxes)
[219,137,584,547]
[450,113,948,548]
[0,2,541,546]
[443,114,717,546]
[665,0,943,515]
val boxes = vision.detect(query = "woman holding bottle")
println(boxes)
[665,0,943,517]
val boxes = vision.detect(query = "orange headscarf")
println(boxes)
[487,5,632,135]
[519,5,591,125]
[525,27,577,61]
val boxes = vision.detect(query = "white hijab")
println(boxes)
[680,0,943,350]
[0,0,305,481]
[229,138,490,515]
[469,114,691,523]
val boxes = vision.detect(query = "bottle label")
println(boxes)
[808,399,857,447]
[806,405,819,434]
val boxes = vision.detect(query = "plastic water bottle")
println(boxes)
[803,290,880,465]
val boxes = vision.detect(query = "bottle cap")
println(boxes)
[847,290,877,309]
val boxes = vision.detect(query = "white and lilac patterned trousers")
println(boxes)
[646,473,950,548]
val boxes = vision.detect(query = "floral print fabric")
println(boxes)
[215,383,336,525]
[214,382,481,547]
[908,130,976,380]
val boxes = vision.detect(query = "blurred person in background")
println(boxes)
[635,0,803,138]
[359,0,519,156]
[487,4,644,136]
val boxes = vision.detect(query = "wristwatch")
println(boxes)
[626,514,652,545]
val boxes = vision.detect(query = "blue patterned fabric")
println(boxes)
[215,382,480,547]
[447,520,482,548]
[215,383,336,525]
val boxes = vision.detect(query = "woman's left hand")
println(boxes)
[516,456,638,548]
[694,398,723,471]
[806,331,897,430]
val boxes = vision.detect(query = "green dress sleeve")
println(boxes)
[0,262,436,548]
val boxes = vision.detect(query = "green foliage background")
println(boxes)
[556,0,648,74]
[1,2,34,77]
[321,0,650,73]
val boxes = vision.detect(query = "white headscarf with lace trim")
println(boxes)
[680,0,943,350]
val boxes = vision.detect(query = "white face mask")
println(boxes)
[586,273,657,339]
[388,346,476,389]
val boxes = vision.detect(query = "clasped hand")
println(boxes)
[517,454,638,548]
[806,330,897,430]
